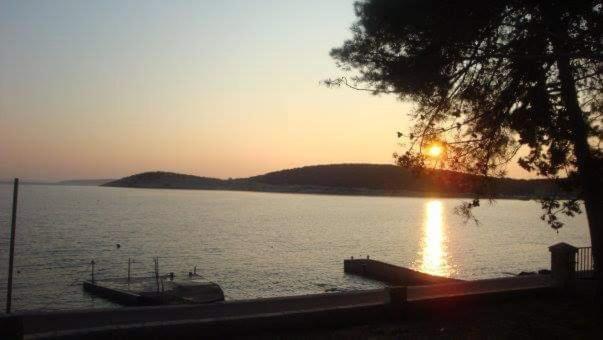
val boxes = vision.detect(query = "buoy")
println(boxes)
[116,243,121,248]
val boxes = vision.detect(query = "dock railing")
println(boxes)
[575,247,595,279]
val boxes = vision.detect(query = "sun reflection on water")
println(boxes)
[418,200,451,277]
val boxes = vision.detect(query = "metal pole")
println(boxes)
[155,257,159,293]
[128,258,131,283]
[91,260,95,283]
[6,178,19,314]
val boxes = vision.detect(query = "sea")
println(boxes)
[0,184,589,311]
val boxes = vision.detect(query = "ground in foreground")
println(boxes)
[241,293,601,339]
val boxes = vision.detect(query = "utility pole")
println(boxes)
[6,178,19,314]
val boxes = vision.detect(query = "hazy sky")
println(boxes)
[1,1,531,181]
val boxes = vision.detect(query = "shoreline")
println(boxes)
[1,275,567,339]
[100,183,576,201]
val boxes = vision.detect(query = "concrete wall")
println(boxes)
[32,303,388,339]
[3,288,387,338]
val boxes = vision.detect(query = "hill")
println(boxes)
[248,164,559,197]
[103,164,566,198]
[103,171,226,189]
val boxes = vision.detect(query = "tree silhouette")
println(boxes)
[328,0,602,282]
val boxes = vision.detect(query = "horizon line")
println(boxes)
[0,162,547,183]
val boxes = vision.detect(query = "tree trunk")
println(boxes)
[557,56,603,280]
[547,9,603,294]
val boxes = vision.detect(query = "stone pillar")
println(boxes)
[549,242,578,287]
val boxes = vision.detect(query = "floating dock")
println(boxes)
[83,276,224,306]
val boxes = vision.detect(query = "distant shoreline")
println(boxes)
[0,180,562,200]
[0,179,114,186]
[100,164,574,200]
[2,163,574,200]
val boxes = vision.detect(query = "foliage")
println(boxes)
[328,0,602,230]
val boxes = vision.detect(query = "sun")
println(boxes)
[427,144,444,158]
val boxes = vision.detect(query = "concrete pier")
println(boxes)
[344,258,461,285]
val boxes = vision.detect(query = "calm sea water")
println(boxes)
[0,184,590,311]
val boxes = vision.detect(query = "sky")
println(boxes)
[0,0,531,181]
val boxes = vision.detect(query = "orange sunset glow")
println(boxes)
[0,1,532,181]
[426,143,444,159]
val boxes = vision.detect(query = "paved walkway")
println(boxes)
[408,275,554,301]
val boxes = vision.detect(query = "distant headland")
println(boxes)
[102,163,568,199]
